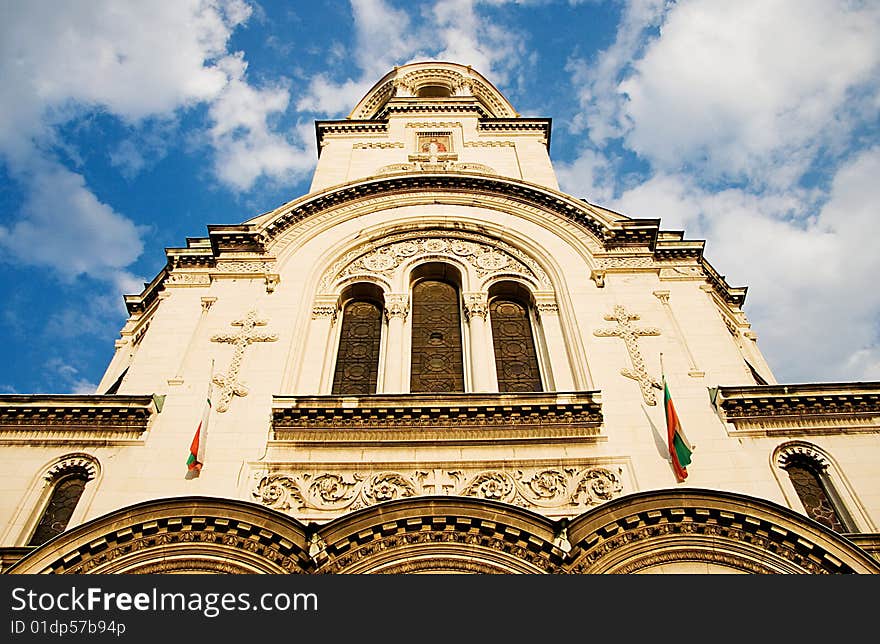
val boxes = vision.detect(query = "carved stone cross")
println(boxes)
[211,309,278,412]
[594,304,661,405]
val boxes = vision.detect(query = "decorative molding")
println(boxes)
[165,272,211,286]
[270,391,604,445]
[213,260,276,274]
[405,122,463,129]
[463,140,516,148]
[596,256,654,269]
[0,395,156,445]
[463,292,489,320]
[775,441,830,471]
[44,453,100,482]
[319,230,550,292]
[252,465,623,518]
[375,160,496,176]
[590,269,606,288]
[594,305,661,405]
[567,503,857,574]
[352,141,405,149]
[210,310,278,412]
[384,294,410,321]
[713,383,880,436]
[39,515,310,575]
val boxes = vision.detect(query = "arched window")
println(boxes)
[27,468,90,546]
[332,285,384,395]
[410,265,465,393]
[784,456,851,532]
[775,442,860,533]
[488,283,543,392]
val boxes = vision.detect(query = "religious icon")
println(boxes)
[418,133,451,155]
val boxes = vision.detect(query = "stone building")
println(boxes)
[2,62,879,574]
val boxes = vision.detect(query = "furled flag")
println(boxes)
[186,382,212,479]
[662,372,694,482]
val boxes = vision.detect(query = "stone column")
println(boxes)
[296,296,338,394]
[383,294,409,393]
[535,294,574,391]
[464,292,493,392]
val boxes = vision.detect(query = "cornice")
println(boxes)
[477,118,552,150]
[0,395,157,444]
[271,391,603,445]
[713,382,880,435]
[122,173,748,316]
[315,119,390,153]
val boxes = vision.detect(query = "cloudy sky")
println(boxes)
[0,0,878,394]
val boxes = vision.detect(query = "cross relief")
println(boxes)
[594,304,661,405]
[211,309,278,412]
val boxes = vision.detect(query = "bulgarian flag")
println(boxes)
[663,373,694,482]
[186,383,212,478]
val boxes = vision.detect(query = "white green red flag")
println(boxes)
[186,384,212,478]
[663,373,693,482]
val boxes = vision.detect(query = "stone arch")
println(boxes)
[565,488,880,574]
[6,497,311,574]
[2,452,102,547]
[288,217,591,393]
[310,496,566,574]
[772,440,874,532]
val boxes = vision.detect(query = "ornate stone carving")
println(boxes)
[594,305,661,405]
[384,294,409,321]
[251,465,624,516]
[597,256,654,269]
[463,140,515,147]
[252,474,304,511]
[352,141,405,149]
[463,292,489,320]
[213,260,276,273]
[775,441,830,471]
[166,272,211,286]
[311,303,338,320]
[210,309,278,412]
[44,453,100,482]
[323,233,546,292]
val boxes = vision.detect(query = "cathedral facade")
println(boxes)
[2,62,879,574]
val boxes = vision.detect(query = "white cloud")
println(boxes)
[0,1,313,285]
[297,0,531,117]
[208,54,316,191]
[0,163,146,282]
[617,0,879,185]
[44,358,98,395]
[561,0,880,382]
[612,148,880,382]
[555,149,615,204]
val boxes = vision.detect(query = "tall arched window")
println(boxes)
[332,286,384,395]
[784,456,851,532]
[775,442,861,533]
[410,266,465,393]
[27,468,90,546]
[488,283,542,392]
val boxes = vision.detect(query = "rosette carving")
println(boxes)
[362,472,418,504]
[572,467,624,505]
[461,471,515,502]
[252,475,304,511]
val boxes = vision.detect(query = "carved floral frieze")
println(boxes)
[252,465,624,516]
[319,230,551,292]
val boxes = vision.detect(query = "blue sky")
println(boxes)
[1,0,878,394]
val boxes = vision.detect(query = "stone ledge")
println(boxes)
[0,395,157,445]
[271,391,603,445]
[712,382,880,436]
